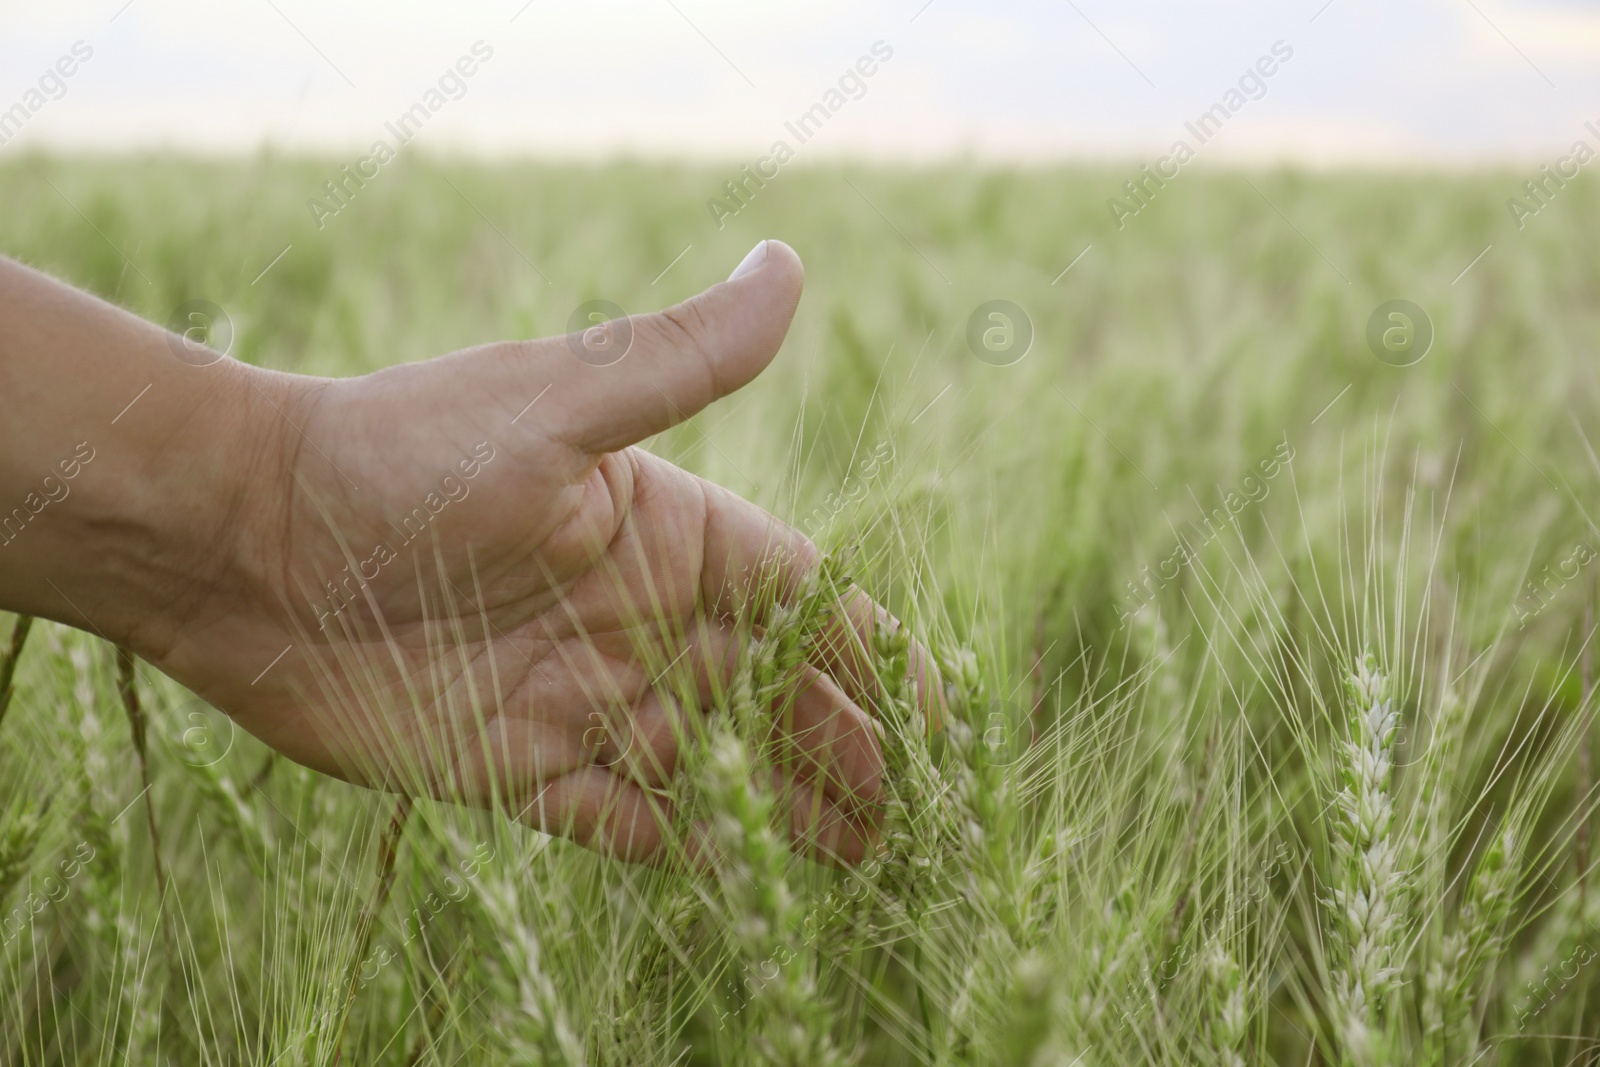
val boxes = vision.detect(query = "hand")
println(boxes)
[66,240,932,864]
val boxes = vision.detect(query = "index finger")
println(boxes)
[694,470,942,727]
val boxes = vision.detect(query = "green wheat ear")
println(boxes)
[1433,823,1521,1063]
[1202,934,1247,1067]
[697,705,844,1064]
[1326,651,1409,1063]
[0,805,43,901]
[1003,951,1086,1067]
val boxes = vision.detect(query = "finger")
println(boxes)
[597,644,885,810]
[589,622,884,804]
[697,478,943,727]
[687,771,876,870]
[548,239,804,454]
[419,711,574,811]
[809,589,946,731]
[593,687,683,791]
[589,615,745,788]
[688,455,816,619]
[517,765,678,864]
[770,665,883,811]
[774,769,879,867]
[508,764,878,868]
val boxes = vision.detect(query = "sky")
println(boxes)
[2,0,1599,164]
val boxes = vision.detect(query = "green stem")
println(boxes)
[115,647,169,903]
[333,794,414,1065]
[0,614,35,730]
[913,939,935,1062]
[116,645,199,1062]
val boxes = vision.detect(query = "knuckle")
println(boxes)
[656,298,712,349]
[650,299,721,390]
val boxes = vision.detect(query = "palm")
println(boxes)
[157,242,918,863]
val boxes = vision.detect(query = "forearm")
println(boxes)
[0,256,300,658]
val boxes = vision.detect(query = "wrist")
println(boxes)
[110,361,313,662]
[0,256,323,702]
[2,351,309,664]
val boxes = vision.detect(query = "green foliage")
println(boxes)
[3,156,1600,1063]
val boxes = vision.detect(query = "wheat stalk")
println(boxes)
[0,614,32,731]
[1416,684,1467,1063]
[332,793,412,1065]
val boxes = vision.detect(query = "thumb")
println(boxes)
[550,239,804,455]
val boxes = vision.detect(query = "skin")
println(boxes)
[0,239,935,865]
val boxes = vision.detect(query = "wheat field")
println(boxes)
[2,155,1600,1064]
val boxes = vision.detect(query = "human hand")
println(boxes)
[39,240,932,864]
